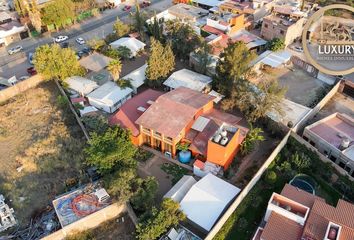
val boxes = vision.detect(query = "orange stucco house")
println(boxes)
[110,87,248,170]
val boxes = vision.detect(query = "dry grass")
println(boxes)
[0,82,86,226]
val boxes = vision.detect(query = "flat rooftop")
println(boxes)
[308,113,354,151]
[168,3,209,20]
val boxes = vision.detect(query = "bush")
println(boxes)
[266,38,285,51]
[81,115,109,135]
[265,170,277,184]
[56,95,68,108]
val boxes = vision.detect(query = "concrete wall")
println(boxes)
[205,131,291,240]
[0,75,45,103]
[41,203,127,240]
[292,80,342,133]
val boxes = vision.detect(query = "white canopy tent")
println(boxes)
[110,37,146,57]
[164,175,197,203]
[179,173,240,231]
[66,76,99,96]
[163,69,212,92]
[87,81,133,113]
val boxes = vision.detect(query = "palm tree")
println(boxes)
[107,59,122,81]
[240,124,265,155]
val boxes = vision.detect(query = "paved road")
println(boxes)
[0,0,172,78]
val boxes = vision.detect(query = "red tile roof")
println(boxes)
[211,34,233,56]
[281,184,325,208]
[135,87,215,139]
[202,25,225,35]
[261,212,303,240]
[109,89,163,136]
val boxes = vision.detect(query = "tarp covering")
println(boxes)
[180,173,240,231]
[66,76,98,96]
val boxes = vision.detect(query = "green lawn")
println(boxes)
[213,136,354,240]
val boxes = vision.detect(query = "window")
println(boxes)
[154,131,162,138]
[264,23,268,28]
[303,136,309,141]
[324,150,328,155]
[280,30,285,35]
[164,142,173,154]
[309,141,315,147]
[351,171,354,178]
[339,162,345,169]
[344,166,351,173]
[142,127,151,134]
[143,134,151,146]
[330,155,337,162]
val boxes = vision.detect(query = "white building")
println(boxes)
[121,64,147,94]
[163,69,212,93]
[110,37,146,57]
[87,81,133,113]
[65,76,99,96]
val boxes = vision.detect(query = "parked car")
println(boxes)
[28,52,34,65]
[81,47,92,55]
[292,46,303,53]
[77,50,89,59]
[123,5,131,11]
[27,67,37,76]
[54,35,69,43]
[76,37,85,45]
[0,84,8,90]
[8,45,23,55]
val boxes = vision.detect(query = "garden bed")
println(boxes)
[214,136,354,240]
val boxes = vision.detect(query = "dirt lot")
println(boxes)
[264,66,328,107]
[0,82,86,226]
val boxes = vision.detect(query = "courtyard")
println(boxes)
[0,82,86,227]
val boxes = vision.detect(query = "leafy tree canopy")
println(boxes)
[84,126,137,173]
[145,38,175,86]
[113,18,131,38]
[266,38,285,52]
[107,59,122,81]
[136,198,186,240]
[131,176,159,212]
[41,0,75,30]
[34,44,84,81]
[146,14,164,43]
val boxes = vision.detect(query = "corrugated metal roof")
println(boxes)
[192,116,211,132]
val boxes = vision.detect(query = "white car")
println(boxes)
[54,35,69,43]
[8,45,23,55]
[76,37,85,45]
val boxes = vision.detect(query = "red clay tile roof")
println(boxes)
[135,87,215,139]
[261,212,303,240]
[210,34,232,56]
[109,89,163,136]
[202,25,225,35]
[281,184,325,208]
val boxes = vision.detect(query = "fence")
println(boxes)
[0,75,45,103]
[205,131,291,240]
[292,80,342,133]
[41,203,127,240]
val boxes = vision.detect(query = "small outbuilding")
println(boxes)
[110,37,146,57]
[121,63,147,94]
[163,69,212,92]
[251,50,292,73]
[87,81,133,113]
[79,52,114,72]
[179,173,240,232]
[65,76,99,96]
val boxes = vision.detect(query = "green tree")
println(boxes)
[41,0,75,31]
[193,40,212,74]
[145,38,175,86]
[291,152,311,171]
[136,198,186,240]
[14,0,27,17]
[113,18,130,37]
[240,125,265,155]
[84,126,137,173]
[116,46,132,59]
[87,38,106,51]
[81,115,109,135]
[104,168,136,202]
[107,59,122,81]
[146,14,164,42]
[34,44,84,81]
[266,38,285,52]
[265,170,277,184]
[131,176,158,212]
[165,20,201,60]
[131,4,146,40]
[215,41,256,96]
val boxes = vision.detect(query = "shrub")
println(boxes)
[56,95,68,108]
[265,170,277,184]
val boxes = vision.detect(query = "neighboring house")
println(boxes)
[260,4,307,46]
[219,0,274,24]
[251,50,292,73]
[253,184,354,240]
[121,63,147,94]
[164,173,241,232]
[203,13,247,35]
[87,81,133,113]
[0,11,28,47]
[110,37,146,58]
[79,52,114,73]
[147,3,209,35]
[110,87,248,169]
[65,76,99,96]
[302,113,354,177]
[163,69,212,93]
[0,194,17,233]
